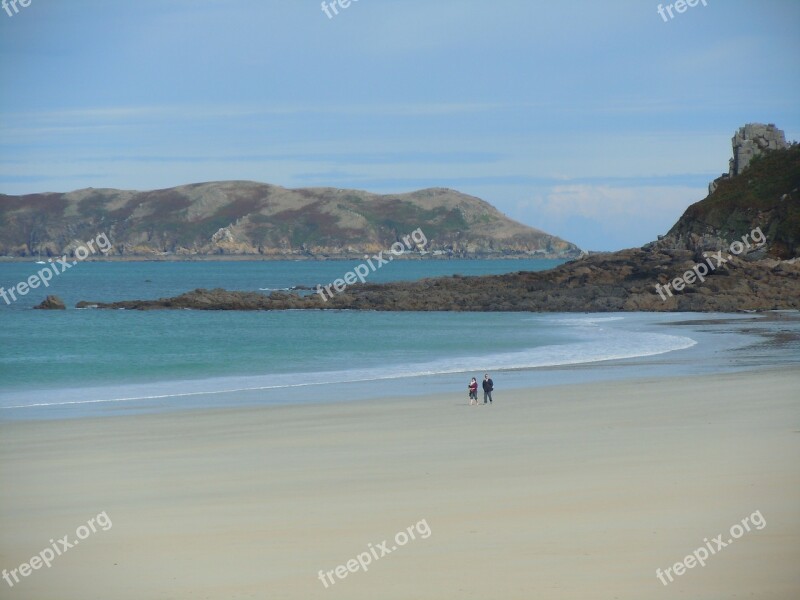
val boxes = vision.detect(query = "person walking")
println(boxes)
[468,377,478,405]
[482,373,494,404]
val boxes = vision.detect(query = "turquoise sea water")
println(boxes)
[1,260,798,419]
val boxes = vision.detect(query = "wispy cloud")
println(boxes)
[510,184,705,249]
[2,102,514,126]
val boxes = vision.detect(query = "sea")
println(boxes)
[1,259,798,420]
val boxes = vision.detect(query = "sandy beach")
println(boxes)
[1,369,799,599]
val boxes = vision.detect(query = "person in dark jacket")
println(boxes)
[482,373,494,404]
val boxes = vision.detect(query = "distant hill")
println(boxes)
[0,182,580,259]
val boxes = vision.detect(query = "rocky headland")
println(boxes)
[75,125,800,313]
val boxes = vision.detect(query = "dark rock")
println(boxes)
[34,295,66,310]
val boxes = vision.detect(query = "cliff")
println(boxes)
[666,141,799,259]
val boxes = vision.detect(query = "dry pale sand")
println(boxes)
[1,369,799,599]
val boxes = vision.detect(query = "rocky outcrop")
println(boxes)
[709,123,790,194]
[33,295,66,309]
[0,182,581,259]
[76,288,275,311]
[668,143,799,260]
[74,250,800,312]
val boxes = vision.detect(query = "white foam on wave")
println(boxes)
[1,325,696,410]
[548,316,626,326]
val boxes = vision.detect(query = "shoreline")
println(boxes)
[2,311,798,422]
[1,369,798,599]
[1,360,792,425]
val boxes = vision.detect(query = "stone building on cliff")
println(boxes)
[709,123,789,194]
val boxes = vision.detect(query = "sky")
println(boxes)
[1,0,798,251]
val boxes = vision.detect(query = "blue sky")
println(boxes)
[1,0,798,250]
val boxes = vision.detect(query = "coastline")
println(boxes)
[1,369,798,599]
[0,253,574,263]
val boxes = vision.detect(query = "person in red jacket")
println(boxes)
[468,377,478,405]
